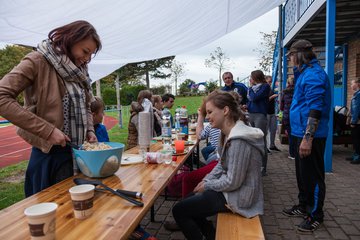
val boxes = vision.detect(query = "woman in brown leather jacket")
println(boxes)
[0,21,102,197]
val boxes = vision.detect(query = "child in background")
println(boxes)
[90,96,109,142]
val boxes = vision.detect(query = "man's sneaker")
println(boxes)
[297,217,322,232]
[282,205,306,217]
[288,156,295,160]
[269,146,281,152]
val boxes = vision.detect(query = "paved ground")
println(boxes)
[139,141,360,240]
[0,116,119,168]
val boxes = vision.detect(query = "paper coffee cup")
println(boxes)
[69,184,95,219]
[24,202,58,240]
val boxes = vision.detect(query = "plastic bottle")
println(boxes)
[179,106,189,138]
[175,106,181,131]
[161,108,172,145]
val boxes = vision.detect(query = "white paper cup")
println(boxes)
[69,184,95,219]
[24,202,58,240]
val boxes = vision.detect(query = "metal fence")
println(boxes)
[284,0,316,37]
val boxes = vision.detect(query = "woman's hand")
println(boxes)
[48,128,70,147]
[87,131,98,143]
[194,181,205,193]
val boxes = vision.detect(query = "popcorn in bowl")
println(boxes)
[82,141,112,151]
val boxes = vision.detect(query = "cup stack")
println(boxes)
[138,112,152,151]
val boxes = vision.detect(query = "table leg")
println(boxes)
[151,205,155,222]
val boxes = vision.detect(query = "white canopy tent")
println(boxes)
[0,0,283,82]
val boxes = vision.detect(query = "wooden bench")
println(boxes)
[216,213,265,240]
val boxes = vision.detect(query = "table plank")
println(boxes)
[0,142,196,239]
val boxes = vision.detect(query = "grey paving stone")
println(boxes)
[141,143,360,240]
[313,229,332,239]
[277,218,295,230]
[324,220,339,228]
[299,234,316,240]
[340,224,360,236]
[327,227,349,239]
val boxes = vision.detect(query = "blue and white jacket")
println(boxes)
[290,59,331,138]
[222,81,248,105]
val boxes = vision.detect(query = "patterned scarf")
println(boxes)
[37,39,91,145]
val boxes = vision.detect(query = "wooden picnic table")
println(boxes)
[0,139,198,240]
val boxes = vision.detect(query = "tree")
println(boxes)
[205,79,219,94]
[170,60,186,96]
[254,31,277,74]
[0,45,32,79]
[179,79,195,96]
[204,47,230,87]
[114,56,175,88]
[0,45,33,104]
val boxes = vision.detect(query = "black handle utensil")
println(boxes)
[73,178,144,207]
[66,141,80,150]
[115,189,143,199]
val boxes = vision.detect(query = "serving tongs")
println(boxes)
[66,141,81,150]
[73,178,144,207]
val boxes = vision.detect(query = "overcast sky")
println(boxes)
[154,7,279,88]
[0,7,279,89]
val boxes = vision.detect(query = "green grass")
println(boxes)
[170,95,204,115]
[0,95,203,210]
[0,161,28,210]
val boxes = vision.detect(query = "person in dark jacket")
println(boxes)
[282,39,331,232]
[280,78,295,159]
[247,70,270,176]
[266,75,281,152]
[221,71,248,107]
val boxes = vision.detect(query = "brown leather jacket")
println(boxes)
[0,51,94,153]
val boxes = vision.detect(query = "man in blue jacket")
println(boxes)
[282,39,331,232]
[221,72,248,106]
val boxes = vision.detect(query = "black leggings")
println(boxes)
[172,190,229,240]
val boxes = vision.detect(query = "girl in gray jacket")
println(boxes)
[172,90,265,240]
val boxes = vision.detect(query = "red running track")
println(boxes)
[0,116,119,168]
